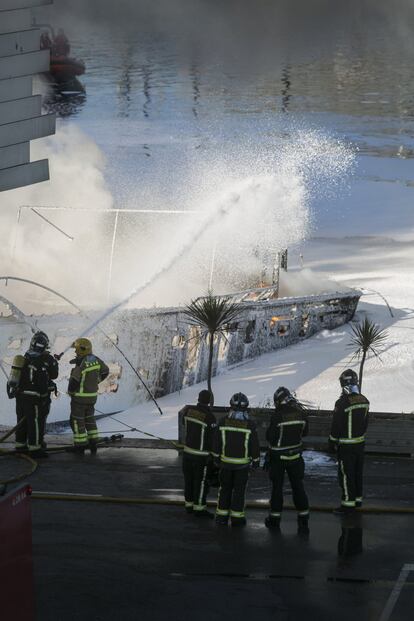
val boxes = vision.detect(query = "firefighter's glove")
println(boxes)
[262,451,270,471]
[6,384,16,399]
[251,459,260,470]
[48,381,58,396]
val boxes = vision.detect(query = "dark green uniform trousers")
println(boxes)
[182,452,209,512]
[337,444,364,508]
[15,396,42,451]
[216,466,249,519]
[70,400,99,446]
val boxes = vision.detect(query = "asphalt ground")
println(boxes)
[1,445,414,620]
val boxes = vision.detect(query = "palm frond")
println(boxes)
[347,317,389,359]
[183,293,242,337]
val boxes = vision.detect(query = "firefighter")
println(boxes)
[265,387,310,534]
[68,338,109,454]
[179,389,216,518]
[213,393,260,527]
[329,369,370,515]
[7,331,59,458]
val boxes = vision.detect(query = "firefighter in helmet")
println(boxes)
[68,338,109,454]
[213,392,260,527]
[180,389,216,518]
[7,331,58,458]
[330,369,370,515]
[265,387,309,534]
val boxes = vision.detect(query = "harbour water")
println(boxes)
[42,4,414,240]
[17,2,414,309]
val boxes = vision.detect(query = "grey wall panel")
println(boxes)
[0,29,40,57]
[0,76,32,102]
[0,9,31,35]
[0,0,51,9]
[0,2,55,192]
[0,49,49,80]
[0,95,41,125]
[0,142,30,168]
[0,158,49,191]
[0,113,55,147]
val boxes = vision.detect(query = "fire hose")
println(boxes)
[0,424,125,486]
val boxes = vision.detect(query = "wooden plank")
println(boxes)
[0,158,49,192]
[0,94,41,125]
[0,75,32,102]
[0,49,49,80]
[0,113,55,147]
[0,29,40,57]
[0,142,29,168]
[0,9,31,34]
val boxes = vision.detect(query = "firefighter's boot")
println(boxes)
[297,514,310,536]
[71,445,85,455]
[89,440,98,455]
[194,509,214,519]
[333,505,355,516]
[215,514,229,526]
[30,448,49,459]
[265,515,281,531]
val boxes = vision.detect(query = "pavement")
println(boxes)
[1,443,414,620]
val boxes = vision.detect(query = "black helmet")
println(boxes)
[273,386,294,406]
[198,389,211,405]
[230,392,249,410]
[30,331,49,352]
[339,369,358,388]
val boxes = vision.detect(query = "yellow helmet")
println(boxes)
[72,337,92,357]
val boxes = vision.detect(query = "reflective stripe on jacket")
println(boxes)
[330,393,370,445]
[180,404,216,457]
[213,413,260,467]
[266,403,308,457]
[68,355,109,404]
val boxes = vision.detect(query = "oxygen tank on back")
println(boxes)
[7,354,25,399]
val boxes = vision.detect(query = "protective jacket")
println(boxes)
[14,351,59,399]
[330,393,370,445]
[266,402,308,459]
[213,411,260,468]
[68,354,109,405]
[10,350,59,452]
[180,404,216,458]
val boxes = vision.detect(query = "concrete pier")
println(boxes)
[1,443,413,620]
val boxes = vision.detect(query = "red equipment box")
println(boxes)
[0,484,35,621]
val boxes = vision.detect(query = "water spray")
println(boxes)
[0,276,164,416]
[77,190,244,337]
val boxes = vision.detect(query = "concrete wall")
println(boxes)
[0,1,55,192]
[178,408,414,456]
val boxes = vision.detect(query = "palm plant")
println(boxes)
[348,317,389,388]
[183,292,243,404]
